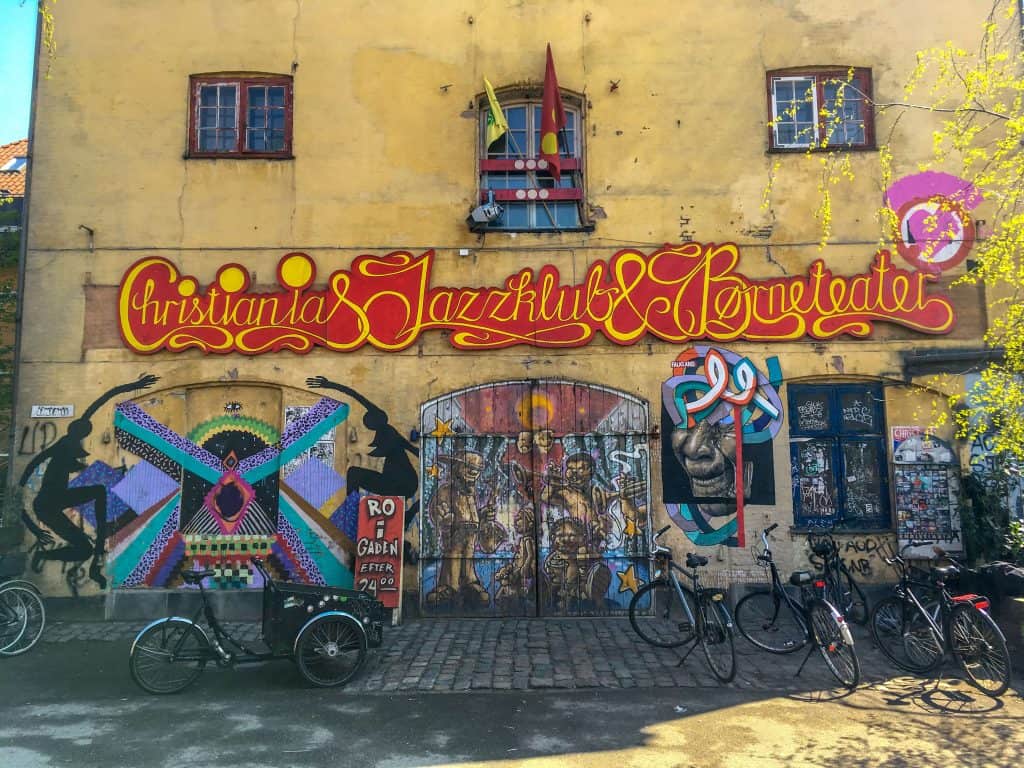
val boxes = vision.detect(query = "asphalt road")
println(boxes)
[1,640,1022,768]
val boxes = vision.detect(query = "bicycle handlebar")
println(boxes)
[655,525,670,539]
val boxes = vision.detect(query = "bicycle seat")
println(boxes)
[811,541,835,557]
[181,570,216,585]
[685,553,709,568]
[931,565,959,582]
[789,571,813,586]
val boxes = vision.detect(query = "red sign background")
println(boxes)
[354,496,404,608]
[117,244,957,354]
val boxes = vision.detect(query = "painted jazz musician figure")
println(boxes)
[19,374,160,589]
[305,376,421,563]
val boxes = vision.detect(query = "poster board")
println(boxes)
[892,428,963,556]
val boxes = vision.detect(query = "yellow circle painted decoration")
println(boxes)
[178,278,197,297]
[540,132,559,155]
[218,266,246,293]
[279,253,314,289]
[515,392,554,428]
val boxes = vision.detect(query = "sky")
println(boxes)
[0,1,38,146]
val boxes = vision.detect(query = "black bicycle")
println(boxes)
[807,525,869,625]
[734,524,860,690]
[870,541,1012,696]
[129,556,385,694]
[628,525,736,683]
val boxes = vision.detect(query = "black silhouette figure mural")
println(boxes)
[306,376,420,563]
[19,374,159,589]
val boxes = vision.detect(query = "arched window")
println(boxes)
[476,87,589,231]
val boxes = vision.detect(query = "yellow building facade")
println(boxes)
[11,1,997,616]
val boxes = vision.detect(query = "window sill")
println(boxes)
[767,144,877,155]
[184,153,295,161]
[788,526,893,535]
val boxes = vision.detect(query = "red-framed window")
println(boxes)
[187,74,293,158]
[477,90,589,231]
[767,67,874,152]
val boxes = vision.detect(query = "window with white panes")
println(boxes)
[767,68,873,151]
[477,94,588,231]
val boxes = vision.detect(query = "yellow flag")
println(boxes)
[484,77,509,148]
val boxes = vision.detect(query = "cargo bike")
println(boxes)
[129,556,385,694]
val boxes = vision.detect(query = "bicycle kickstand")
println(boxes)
[675,636,700,667]
[794,643,817,678]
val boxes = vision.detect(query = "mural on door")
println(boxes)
[109,387,354,589]
[420,381,651,617]
[662,347,784,548]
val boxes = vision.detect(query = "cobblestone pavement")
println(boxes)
[41,616,943,695]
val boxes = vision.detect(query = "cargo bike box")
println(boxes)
[262,578,387,654]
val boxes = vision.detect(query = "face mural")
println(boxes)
[662,348,784,547]
[420,381,651,617]
[20,377,420,593]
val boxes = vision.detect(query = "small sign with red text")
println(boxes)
[355,496,404,610]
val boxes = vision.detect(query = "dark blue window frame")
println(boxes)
[788,382,890,530]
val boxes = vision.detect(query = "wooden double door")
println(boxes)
[419,380,651,617]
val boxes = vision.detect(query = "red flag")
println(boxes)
[541,43,568,181]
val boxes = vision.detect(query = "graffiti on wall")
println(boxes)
[117,246,956,355]
[20,376,421,594]
[662,348,783,548]
[885,171,983,274]
[806,533,895,580]
[19,375,161,591]
[420,381,650,617]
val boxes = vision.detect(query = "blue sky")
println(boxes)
[0,1,38,146]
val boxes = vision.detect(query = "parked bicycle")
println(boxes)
[129,556,385,694]
[628,524,736,683]
[870,540,1012,696]
[0,554,46,657]
[807,524,869,625]
[734,524,860,690]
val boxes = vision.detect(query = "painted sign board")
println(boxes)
[117,244,956,355]
[354,496,404,614]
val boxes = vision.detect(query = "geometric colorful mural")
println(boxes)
[109,396,353,589]
[420,380,650,617]
[662,347,784,548]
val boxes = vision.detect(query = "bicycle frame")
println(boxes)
[756,528,811,634]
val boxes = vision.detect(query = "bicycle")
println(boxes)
[734,524,860,690]
[870,540,1012,697]
[807,524,869,625]
[0,554,46,657]
[628,524,736,683]
[128,556,386,694]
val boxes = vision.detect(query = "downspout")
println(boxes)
[6,7,44,513]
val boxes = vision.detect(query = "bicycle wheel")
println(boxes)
[870,595,943,673]
[948,603,1012,697]
[628,580,698,648]
[698,598,736,683]
[832,568,869,626]
[808,599,860,690]
[295,615,367,687]
[0,585,45,656]
[1,579,42,595]
[0,587,28,653]
[734,589,807,653]
[129,619,209,694]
